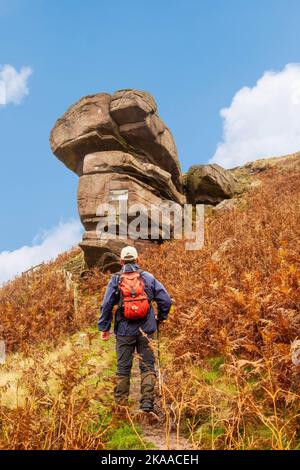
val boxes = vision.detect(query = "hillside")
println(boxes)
[0,153,299,450]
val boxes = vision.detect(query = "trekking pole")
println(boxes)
[157,322,163,396]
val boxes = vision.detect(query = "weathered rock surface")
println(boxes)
[110,89,157,124]
[50,89,185,270]
[49,94,122,175]
[185,164,236,205]
[78,171,165,225]
[50,89,182,191]
[81,151,185,205]
[110,90,181,189]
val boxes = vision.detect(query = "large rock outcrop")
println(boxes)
[185,164,236,205]
[50,89,185,271]
[50,89,182,191]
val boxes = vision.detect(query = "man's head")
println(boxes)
[120,246,138,264]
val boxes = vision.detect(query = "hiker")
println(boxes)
[98,246,172,412]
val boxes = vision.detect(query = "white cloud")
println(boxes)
[0,220,83,285]
[210,64,300,168]
[0,64,32,106]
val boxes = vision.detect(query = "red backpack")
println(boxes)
[118,270,149,320]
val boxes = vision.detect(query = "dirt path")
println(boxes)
[129,359,193,450]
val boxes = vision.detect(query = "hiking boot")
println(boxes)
[140,400,154,412]
[152,403,165,421]
[114,374,130,405]
[140,371,156,410]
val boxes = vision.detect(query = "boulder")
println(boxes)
[79,239,122,273]
[185,164,235,205]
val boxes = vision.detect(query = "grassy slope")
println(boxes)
[0,326,154,450]
[0,153,299,449]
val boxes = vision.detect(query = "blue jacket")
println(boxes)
[98,263,172,336]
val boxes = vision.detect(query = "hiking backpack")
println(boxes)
[117,270,149,320]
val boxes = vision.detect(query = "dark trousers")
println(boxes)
[114,333,156,405]
[116,333,155,375]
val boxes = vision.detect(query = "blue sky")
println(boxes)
[1,0,300,280]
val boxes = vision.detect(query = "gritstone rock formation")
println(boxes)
[50,90,239,272]
[185,163,236,205]
[50,89,185,271]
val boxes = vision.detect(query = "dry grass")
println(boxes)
[0,330,117,449]
[0,250,108,354]
[141,162,300,449]
[0,157,299,449]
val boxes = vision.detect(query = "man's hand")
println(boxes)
[101,331,110,341]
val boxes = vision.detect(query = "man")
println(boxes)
[98,246,172,412]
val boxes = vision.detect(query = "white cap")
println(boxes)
[120,246,138,261]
